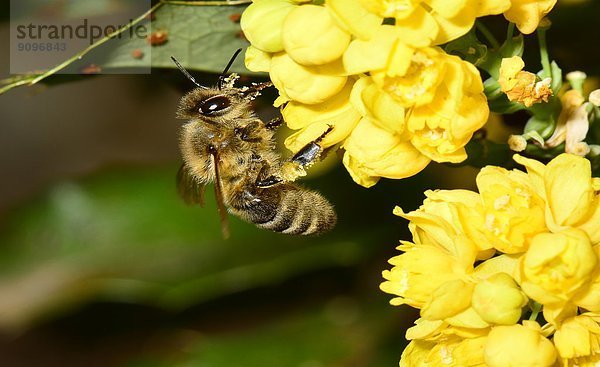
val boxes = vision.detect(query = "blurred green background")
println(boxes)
[0,1,598,366]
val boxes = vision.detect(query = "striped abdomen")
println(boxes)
[235,184,336,235]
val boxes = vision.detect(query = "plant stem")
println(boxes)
[529,302,542,321]
[506,22,515,40]
[476,21,500,49]
[537,28,552,79]
[0,75,37,95]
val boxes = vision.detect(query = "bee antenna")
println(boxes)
[218,48,243,90]
[170,56,207,89]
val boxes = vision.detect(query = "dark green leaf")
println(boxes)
[479,34,524,79]
[524,114,556,140]
[100,4,251,74]
[444,29,488,66]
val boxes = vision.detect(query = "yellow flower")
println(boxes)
[476,165,547,254]
[407,57,489,163]
[542,154,595,229]
[282,79,361,152]
[269,52,347,104]
[282,5,351,66]
[353,0,510,47]
[504,0,557,34]
[342,118,430,187]
[520,229,597,306]
[573,246,600,313]
[342,25,413,76]
[350,76,406,135]
[421,279,474,321]
[240,0,297,53]
[371,47,446,108]
[400,337,488,367]
[472,272,528,325]
[326,0,383,40]
[554,313,600,366]
[408,189,493,259]
[395,205,479,267]
[473,253,522,280]
[514,154,600,242]
[484,321,557,367]
[370,43,489,163]
[244,46,271,72]
[499,56,553,107]
[380,234,476,308]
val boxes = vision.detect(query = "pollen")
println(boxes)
[493,195,511,210]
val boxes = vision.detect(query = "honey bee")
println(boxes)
[171,50,336,238]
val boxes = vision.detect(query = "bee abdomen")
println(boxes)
[257,186,336,236]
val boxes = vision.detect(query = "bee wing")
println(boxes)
[176,163,205,206]
[210,151,231,240]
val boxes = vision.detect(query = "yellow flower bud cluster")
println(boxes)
[241,0,512,187]
[381,153,600,366]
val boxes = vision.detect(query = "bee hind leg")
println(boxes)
[280,125,334,182]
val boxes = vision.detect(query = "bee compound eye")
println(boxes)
[198,95,231,116]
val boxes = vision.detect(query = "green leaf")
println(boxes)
[479,34,524,79]
[100,4,251,73]
[550,61,563,93]
[524,114,556,140]
[523,130,545,146]
[1,3,253,95]
[488,95,527,114]
[444,29,488,67]
[483,77,503,100]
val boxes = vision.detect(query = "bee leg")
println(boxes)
[265,116,283,130]
[255,161,283,188]
[280,125,334,182]
[291,125,333,166]
[256,175,283,188]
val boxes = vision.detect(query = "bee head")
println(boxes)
[175,86,247,121]
[172,50,272,123]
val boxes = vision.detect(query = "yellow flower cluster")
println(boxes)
[381,153,600,366]
[242,2,465,186]
[241,0,557,186]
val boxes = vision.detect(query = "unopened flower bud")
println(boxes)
[566,71,587,93]
[588,89,600,107]
[569,142,591,157]
[589,144,600,157]
[508,135,527,152]
[240,0,296,53]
